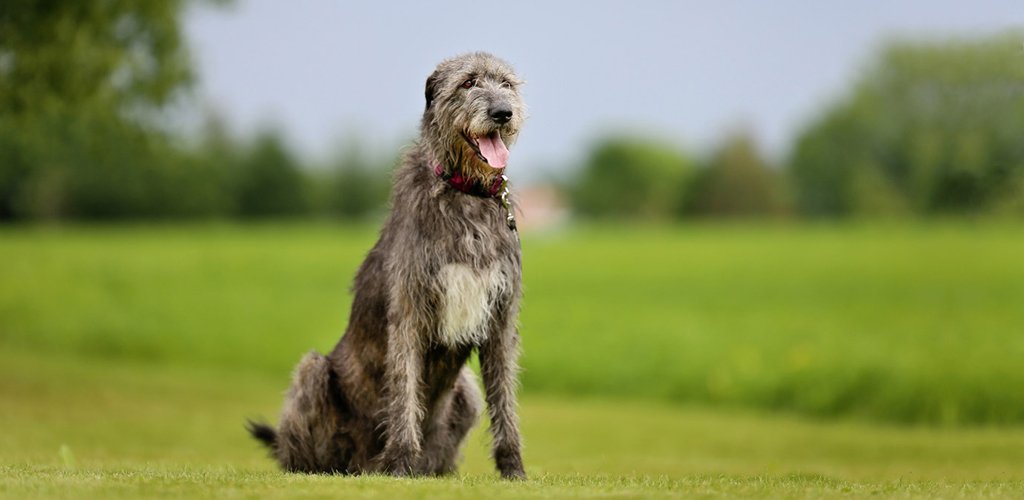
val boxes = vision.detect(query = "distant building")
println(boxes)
[515,184,569,232]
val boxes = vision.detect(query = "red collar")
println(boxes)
[434,164,505,198]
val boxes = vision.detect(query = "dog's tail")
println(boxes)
[246,419,278,451]
[246,351,338,473]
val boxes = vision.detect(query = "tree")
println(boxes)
[571,136,694,219]
[233,130,310,218]
[0,1,213,220]
[325,143,392,219]
[0,1,193,118]
[789,31,1024,217]
[687,130,786,217]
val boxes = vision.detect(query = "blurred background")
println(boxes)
[3,0,1024,486]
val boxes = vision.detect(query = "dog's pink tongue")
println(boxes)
[477,132,509,169]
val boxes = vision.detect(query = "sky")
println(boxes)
[184,1,1023,181]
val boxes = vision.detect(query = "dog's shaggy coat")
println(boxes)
[248,52,527,479]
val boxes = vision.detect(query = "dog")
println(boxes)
[248,52,527,480]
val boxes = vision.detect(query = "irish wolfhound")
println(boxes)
[247,52,527,479]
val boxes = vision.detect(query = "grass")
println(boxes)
[3,222,1024,497]
[2,222,1023,424]
[522,222,1024,424]
[3,348,1024,498]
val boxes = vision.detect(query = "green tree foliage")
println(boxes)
[0,1,192,117]
[790,31,1024,217]
[233,130,309,218]
[687,131,787,217]
[325,145,392,219]
[0,0,204,220]
[571,137,694,219]
[0,0,392,222]
[185,112,242,216]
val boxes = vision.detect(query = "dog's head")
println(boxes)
[422,52,525,181]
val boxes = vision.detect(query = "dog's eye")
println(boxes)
[500,80,512,89]
[461,78,476,89]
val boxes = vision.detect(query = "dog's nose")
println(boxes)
[489,107,513,124]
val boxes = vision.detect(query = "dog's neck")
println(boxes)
[433,163,505,198]
[433,163,517,231]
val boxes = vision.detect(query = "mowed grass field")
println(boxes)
[2,222,1024,497]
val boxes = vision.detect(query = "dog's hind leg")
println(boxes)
[270,351,352,473]
[419,367,484,475]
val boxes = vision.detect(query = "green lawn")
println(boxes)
[2,223,1023,423]
[3,348,1024,498]
[2,223,1024,497]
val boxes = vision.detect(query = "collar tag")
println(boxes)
[498,175,517,232]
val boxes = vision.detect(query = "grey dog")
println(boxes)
[248,52,527,480]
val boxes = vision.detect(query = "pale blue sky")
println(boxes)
[185,1,1023,180]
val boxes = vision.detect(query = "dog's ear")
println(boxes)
[424,71,440,111]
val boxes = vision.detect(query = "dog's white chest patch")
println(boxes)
[437,263,506,346]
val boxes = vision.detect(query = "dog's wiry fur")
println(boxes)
[247,52,527,479]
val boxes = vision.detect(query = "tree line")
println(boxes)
[573,31,1024,220]
[1,2,1021,221]
[0,1,392,221]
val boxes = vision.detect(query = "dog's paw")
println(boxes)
[381,448,417,477]
[495,447,525,480]
[500,466,527,480]
[387,464,414,478]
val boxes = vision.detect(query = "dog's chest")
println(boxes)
[435,262,510,346]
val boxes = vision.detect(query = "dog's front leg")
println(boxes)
[380,315,425,476]
[479,304,526,480]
